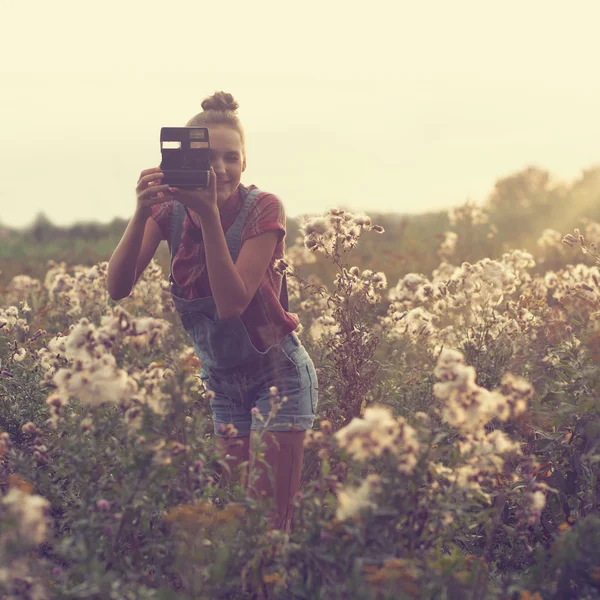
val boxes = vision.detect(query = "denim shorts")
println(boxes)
[201,332,318,438]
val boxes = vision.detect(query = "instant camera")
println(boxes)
[159,127,211,189]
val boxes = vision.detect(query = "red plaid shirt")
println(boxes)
[151,184,299,351]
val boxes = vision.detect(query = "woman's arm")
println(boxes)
[200,206,278,321]
[106,209,163,301]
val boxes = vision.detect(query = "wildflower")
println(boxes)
[561,232,578,247]
[335,405,419,473]
[272,258,290,274]
[319,419,333,434]
[434,349,531,435]
[123,406,143,434]
[300,209,384,255]
[46,391,67,414]
[430,462,453,479]
[371,271,387,289]
[303,216,330,236]
[32,443,49,465]
[0,306,29,336]
[402,307,435,338]
[310,314,340,341]
[169,441,188,457]
[304,429,325,448]
[413,412,430,425]
[179,346,202,368]
[518,482,548,526]
[96,499,111,511]
[218,423,239,438]
[12,348,27,362]
[2,487,51,545]
[52,354,136,408]
[484,429,521,455]
[122,258,171,317]
[6,275,42,300]
[499,373,531,419]
[335,474,382,521]
[153,445,173,466]
[442,513,454,525]
[80,417,94,432]
[21,422,42,437]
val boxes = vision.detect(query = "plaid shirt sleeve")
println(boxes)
[240,192,286,245]
[150,200,174,241]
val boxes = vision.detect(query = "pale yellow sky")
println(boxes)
[2,0,599,228]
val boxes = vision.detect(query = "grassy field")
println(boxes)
[1,164,599,599]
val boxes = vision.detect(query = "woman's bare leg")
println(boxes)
[248,430,306,533]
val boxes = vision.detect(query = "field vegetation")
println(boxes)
[1,165,600,599]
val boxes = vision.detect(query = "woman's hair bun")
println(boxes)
[201,91,239,113]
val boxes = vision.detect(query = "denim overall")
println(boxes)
[168,187,318,437]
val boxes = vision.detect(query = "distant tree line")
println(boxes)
[0,164,598,288]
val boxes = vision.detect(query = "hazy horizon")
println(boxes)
[2,0,599,229]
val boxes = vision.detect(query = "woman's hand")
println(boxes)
[169,166,218,219]
[135,167,175,218]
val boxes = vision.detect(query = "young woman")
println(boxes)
[106,91,318,533]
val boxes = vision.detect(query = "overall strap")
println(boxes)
[280,272,289,312]
[168,201,185,284]
[225,187,261,261]
[226,187,290,311]
[168,189,290,311]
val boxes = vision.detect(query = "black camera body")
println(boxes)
[159,127,211,189]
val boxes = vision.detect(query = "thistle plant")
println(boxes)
[276,208,386,427]
[0,212,599,598]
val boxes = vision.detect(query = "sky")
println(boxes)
[2,0,599,229]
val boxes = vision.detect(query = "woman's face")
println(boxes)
[207,125,246,203]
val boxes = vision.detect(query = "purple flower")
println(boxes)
[96,499,110,511]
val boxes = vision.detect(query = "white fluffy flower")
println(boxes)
[2,488,51,545]
[335,474,382,521]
